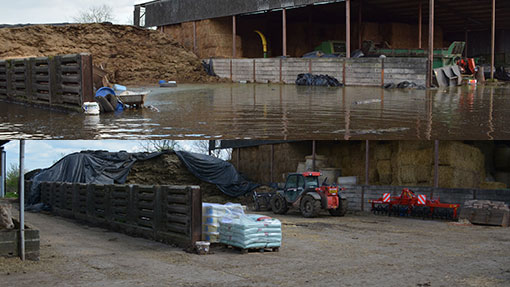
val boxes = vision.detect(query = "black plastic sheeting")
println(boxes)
[295,73,342,87]
[27,151,164,211]
[175,151,260,197]
[27,150,258,211]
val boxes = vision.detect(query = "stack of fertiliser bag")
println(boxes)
[219,212,282,250]
[202,203,245,243]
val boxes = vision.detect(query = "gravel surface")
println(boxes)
[1,210,509,287]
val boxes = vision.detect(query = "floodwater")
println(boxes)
[0,83,509,140]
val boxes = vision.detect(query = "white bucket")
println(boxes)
[195,241,210,255]
[82,102,100,115]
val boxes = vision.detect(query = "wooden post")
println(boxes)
[491,0,496,80]
[80,54,93,104]
[427,0,434,88]
[365,140,369,185]
[193,21,197,54]
[312,140,316,171]
[418,0,422,48]
[232,16,237,58]
[282,8,287,57]
[270,144,274,183]
[358,0,362,49]
[464,30,469,58]
[434,140,439,188]
[190,186,202,246]
[236,148,240,170]
[346,0,351,58]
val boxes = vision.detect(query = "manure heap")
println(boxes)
[0,23,215,85]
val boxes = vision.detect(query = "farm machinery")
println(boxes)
[252,172,347,218]
[371,188,460,220]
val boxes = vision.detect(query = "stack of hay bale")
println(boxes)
[460,200,510,227]
[296,155,342,185]
[373,141,486,188]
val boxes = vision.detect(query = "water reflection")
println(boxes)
[0,83,508,140]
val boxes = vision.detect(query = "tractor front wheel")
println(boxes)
[271,194,289,215]
[329,198,348,216]
[300,195,321,218]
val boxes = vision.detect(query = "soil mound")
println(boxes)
[0,23,217,85]
[126,153,242,204]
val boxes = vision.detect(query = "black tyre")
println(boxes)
[271,194,289,215]
[300,195,321,218]
[329,198,348,216]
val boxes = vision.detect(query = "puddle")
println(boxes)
[0,83,508,139]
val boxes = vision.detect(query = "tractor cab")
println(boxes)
[283,172,320,203]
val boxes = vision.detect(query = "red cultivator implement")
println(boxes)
[371,189,460,220]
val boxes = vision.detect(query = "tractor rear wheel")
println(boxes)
[329,198,348,216]
[300,195,321,218]
[271,194,289,215]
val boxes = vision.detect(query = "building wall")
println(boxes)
[161,19,444,59]
[162,17,242,58]
[211,57,427,86]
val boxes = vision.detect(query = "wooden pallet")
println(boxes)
[226,245,280,254]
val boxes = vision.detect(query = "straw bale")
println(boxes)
[375,143,392,160]
[436,166,480,189]
[395,148,433,166]
[396,165,431,185]
[439,142,484,172]
[376,160,392,184]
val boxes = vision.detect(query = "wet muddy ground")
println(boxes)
[1,210,509,286]
[1,83,509,140]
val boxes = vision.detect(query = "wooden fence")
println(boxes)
[38,181,202,247]
[0,53,94,111]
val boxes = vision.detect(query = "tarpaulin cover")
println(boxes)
[175,151,259,197]
[27,150,164,210]
[27,150,258,210]
[295,73,342,87]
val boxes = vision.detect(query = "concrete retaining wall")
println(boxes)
[343,185,510,212]
[38,181,202,248]
[0,53,94,112]
[0,220,40,261]
[211,57,426,86]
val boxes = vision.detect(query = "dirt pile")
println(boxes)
[126,153,243,204]
[0,23,218,85]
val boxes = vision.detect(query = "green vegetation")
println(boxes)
[5,164,19,195]
[4,192,18,198]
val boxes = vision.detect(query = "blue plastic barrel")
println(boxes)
[95,87,116,98]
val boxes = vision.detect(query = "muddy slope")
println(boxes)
[0,23,217,85]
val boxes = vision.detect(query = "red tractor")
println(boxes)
[270,172,347,218]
